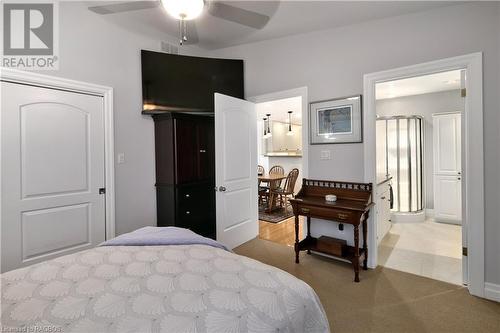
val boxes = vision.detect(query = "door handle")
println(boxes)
[218,186,227,192]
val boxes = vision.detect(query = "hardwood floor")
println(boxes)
[258,216,304,246]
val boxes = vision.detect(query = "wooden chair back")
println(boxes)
[283,168,299,194]
[269,165,284,176]
[257,165,264,175]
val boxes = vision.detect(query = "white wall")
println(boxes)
[42,3,203,235]
[376,90,462,209]
[206,2,500,285]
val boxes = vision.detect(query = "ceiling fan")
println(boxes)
[88,0,271,45]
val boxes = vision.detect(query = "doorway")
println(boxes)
[375,70,463,285]
[249,88,308,246]
[363,53,485,297]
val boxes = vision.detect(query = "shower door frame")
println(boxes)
[363,53,484,298]
[377,115,425,213]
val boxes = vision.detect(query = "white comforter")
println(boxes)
[1,244,329,332]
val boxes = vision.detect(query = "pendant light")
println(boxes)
[286,110,294,136]
[265,113,272,138]
[262,117,268,138]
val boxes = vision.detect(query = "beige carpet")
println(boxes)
[234,238,500,333]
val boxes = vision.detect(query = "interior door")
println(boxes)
[1,82,106,272]
[214,93,258,249]
[433,113,462,224]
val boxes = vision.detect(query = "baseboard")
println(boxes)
[484,282,500,302]
[425,209,434,218]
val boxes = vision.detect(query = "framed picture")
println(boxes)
[309,95,362,144]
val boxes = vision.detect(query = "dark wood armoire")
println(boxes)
[142,51,244,239]
[153,113,216,239]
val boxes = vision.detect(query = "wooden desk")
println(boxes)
[258,174,287,212]
[290,179,374,282]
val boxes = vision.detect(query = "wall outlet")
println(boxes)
[117,153,125,164]
[320,150,331,160]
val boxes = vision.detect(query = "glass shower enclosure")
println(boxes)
[376,116,424,214]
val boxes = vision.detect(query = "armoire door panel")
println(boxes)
[174,118,199,184]
[197,120,215,181]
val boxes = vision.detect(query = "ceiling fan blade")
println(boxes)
[207,2,270,29]
[184,21,199,45]
[88,1,160,15]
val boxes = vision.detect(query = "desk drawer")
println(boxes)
[298,206,355,222]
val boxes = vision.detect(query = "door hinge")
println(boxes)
[461,88,466,97]
[462,247,468,256]
[99,188,106,195]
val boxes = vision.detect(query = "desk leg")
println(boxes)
[294,214,300,263]
[362,216,368,270]
[306,216,311,255]
[353,225,360,282]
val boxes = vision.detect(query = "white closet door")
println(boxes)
[214,93,258,249]
[433,113,462,224]
[1,82,106,272]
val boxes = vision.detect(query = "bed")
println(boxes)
[1,227,329,332]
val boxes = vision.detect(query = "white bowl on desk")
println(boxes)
[325,194,337,202]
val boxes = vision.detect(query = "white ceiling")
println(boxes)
[256,96,302,124]
[85,1,462,50]
[376,70,462,100]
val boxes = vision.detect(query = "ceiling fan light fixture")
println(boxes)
[161,0,205,20]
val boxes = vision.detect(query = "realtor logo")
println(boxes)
[2,2,59,69]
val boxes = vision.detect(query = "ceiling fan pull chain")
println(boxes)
[178,19,183,45]
[183,19,188,42]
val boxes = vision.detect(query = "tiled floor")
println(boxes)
[378,218,463,285]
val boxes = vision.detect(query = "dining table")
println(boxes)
[258,174,288,212]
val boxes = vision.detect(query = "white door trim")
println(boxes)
[248,86,309,180]
[363,53,484,298]
[0,68,116,240]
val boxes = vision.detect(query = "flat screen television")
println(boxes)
[141,50,244,113]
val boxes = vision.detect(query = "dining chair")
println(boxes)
[273,168,299,209]
[257,165,266,205]
[269,165,285,188]
[269,165,284,176]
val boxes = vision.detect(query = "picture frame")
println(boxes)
[309,95,362,144]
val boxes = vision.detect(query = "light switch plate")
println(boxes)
[117,153,125,164]
[320,150,331,160]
